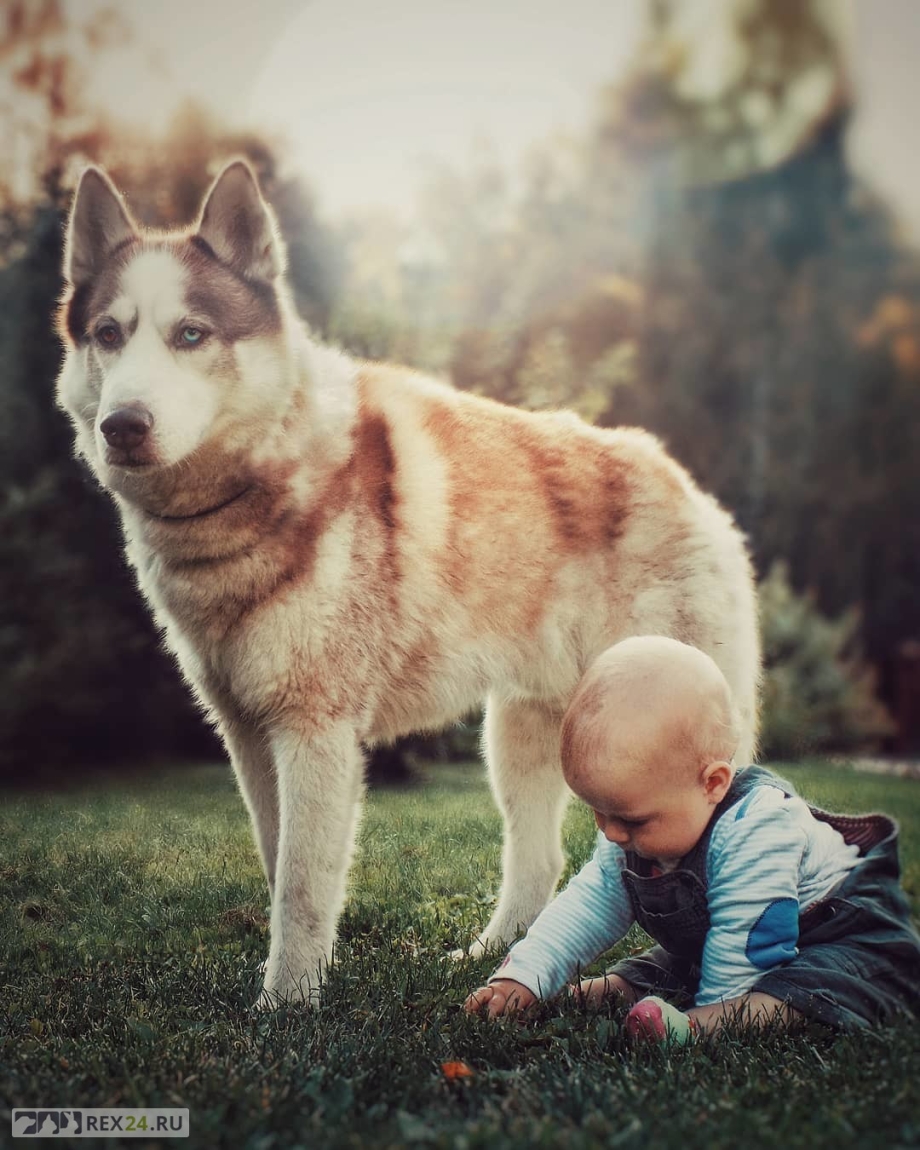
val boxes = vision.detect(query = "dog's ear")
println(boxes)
[64,167,138,288]
[195,160,286,282]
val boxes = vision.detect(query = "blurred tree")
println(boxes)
[419,140,644,412]
[327,209,439,369]
[588,0,920,731]
[601,0,846,185]
[0,0,129,208]
[0,465,220,783]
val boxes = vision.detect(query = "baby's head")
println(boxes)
[561,637,742,865]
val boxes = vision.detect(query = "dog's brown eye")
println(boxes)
[95,323,121,348]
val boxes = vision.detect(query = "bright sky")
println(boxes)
[245,0,645,219]
[82,0,920,238]
[88,0,644,219]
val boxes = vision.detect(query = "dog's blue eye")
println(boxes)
[180,326,204,345]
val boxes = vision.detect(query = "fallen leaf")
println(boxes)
[440,1060,474,1081]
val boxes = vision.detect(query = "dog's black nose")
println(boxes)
[100,406,154,450]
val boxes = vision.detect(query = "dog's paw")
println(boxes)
[254,984,320,1011]
[254,970,322,1011]
[254,986,283,1012]
[449,937,494,961]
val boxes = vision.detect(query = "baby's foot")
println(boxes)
[626,996,698,1045]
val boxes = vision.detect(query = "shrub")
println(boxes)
[758,561,894,760]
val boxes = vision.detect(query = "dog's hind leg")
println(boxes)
[258,721,364,1007]
[466,696,570,957]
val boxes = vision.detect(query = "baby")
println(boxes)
[465,636,920,1040]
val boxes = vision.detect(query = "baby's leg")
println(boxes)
[688,992,800,1035]
[627,991,799,1043]
[573,973,639,1008]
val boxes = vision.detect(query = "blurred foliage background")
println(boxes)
[1,0,918,786]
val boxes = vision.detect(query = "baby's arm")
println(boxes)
[466,835,635,1017]
[696,791,807,1006]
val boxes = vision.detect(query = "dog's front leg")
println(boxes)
[221,719,279,899]
[257,720,365,1008]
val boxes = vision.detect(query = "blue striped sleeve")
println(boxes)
[490,834,635,999]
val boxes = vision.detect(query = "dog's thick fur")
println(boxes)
[56,161,761,1005]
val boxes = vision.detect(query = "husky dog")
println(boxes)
[56,161,761,1005]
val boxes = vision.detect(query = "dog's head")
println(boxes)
[56,162,295,511]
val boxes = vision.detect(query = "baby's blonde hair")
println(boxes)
[561,636,741,789]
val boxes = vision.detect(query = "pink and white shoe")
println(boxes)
[626,996,698,1045]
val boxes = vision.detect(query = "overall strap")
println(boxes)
[727,764,796,802]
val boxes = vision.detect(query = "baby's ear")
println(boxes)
[704,761,733,803]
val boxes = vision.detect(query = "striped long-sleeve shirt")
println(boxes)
[492,782,862,1005]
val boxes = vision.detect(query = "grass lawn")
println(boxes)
[1,760,918,1149]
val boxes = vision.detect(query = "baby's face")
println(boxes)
[575,762,720,867]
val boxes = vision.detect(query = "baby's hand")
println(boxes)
[463,978,537,1018]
